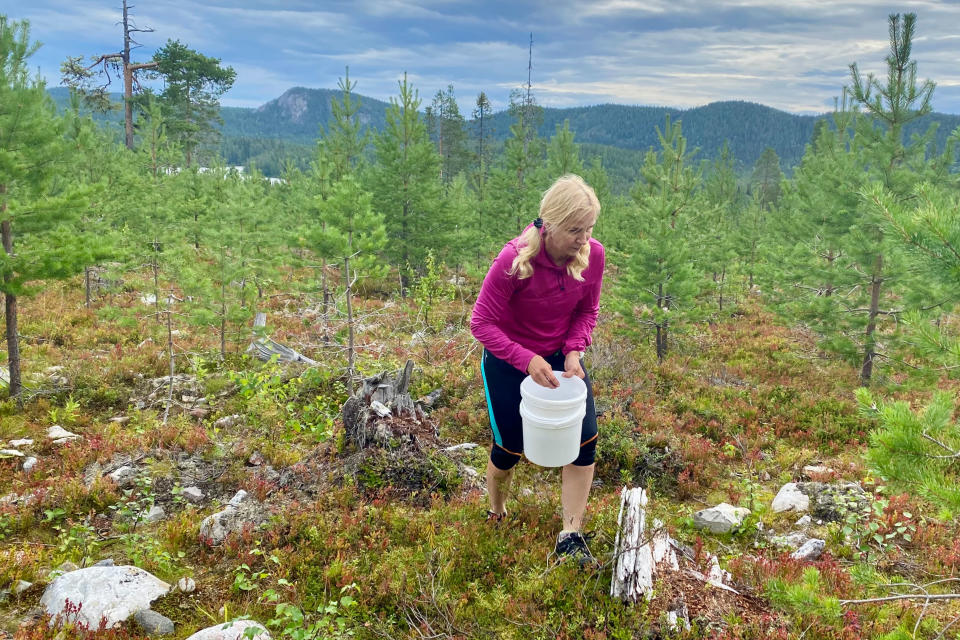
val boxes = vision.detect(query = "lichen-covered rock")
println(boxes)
[693,503,750,534]
[198,493,266,546]
[791,538,826,561]
[802,482,869,523]
[40,565,170,629]
[772,483,809,513]
[184,620,271,640]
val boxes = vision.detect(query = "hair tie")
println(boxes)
[533,217,543,229]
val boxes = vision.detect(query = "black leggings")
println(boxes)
[481,349,598,470]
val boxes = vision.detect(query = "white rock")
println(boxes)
[227,490,248,508]
[184,620,271,640]
[176,577,196,594]
[143,505,165,524]
[199,510,234,545]
[370,400,391,418]
[791,538,826,561]
[0,449,24,457]
[40,565,170,629]
[693,503,750,534]
[772,483,810,513]
[9,438,33,447]
[108,466,138,487]
[795,515,812,528]
[771,531,809,549]
[182,486,204,503]
[47,425,80,441]
[803,465,833,477]
[22,457,38,472]
[213,415,242,430]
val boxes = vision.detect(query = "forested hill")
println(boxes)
[49,86,960,180]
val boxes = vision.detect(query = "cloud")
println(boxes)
[12,0,960,115]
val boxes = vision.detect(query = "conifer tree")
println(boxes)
[369,73,446,271]
[750,147,784,210]
[150,40,235,167]
[471,91,493,204]
[545,120,583,180]
[844,13,943,384]
[59,0,157,149]
[486,89,543,238]
[781,15,945,385]
[620,117,703,363]
[583,156,614,243]
[425,85,471,183]
[0,17,100,396]
[700,142,743,310]
[319,67,369,183]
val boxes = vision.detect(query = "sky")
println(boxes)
[7,0,960,116]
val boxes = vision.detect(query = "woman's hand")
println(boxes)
[563,351,585,379]
[527,355,559,388]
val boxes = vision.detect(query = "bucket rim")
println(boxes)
[519,401,586,425]
[520,373,587,405]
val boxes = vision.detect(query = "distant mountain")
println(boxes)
[219,87,391,143]
[48,86,960,185]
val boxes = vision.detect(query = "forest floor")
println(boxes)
[1,276,959,639]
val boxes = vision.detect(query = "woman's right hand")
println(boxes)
[527,355,559,388]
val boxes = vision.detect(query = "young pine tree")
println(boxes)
[776,15,945,386]
[319,67,369,183]
[425,84,471,184]
[369,73,447,272]
[545,119,583,180]
[0,17,100,396]
[620,116,704,363]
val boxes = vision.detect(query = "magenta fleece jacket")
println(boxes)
[470,235,605,374]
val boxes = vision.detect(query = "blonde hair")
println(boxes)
[509,174,600,281]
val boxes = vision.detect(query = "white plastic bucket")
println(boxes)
[519,372,588,467]
[519,401,585,467]
[519,372,587,420]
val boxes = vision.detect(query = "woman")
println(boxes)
[470,174,604,566]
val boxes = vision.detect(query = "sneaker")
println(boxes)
[554,531,598,568]
[486,510,507,524]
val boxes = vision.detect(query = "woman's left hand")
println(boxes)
[563,351,585,379]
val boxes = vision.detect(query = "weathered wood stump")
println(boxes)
[611,486,746,633]
[611,487,678,602]
[342,359,426,448]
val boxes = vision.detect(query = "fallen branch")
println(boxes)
[840,593,960,605]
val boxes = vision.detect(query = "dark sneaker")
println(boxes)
[486,510,507,524]
[554,531,598,568]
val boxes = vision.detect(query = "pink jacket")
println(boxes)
[470,234,605,373]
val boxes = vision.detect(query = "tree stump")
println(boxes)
[611,487,678,602]
[342,359,424,448]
